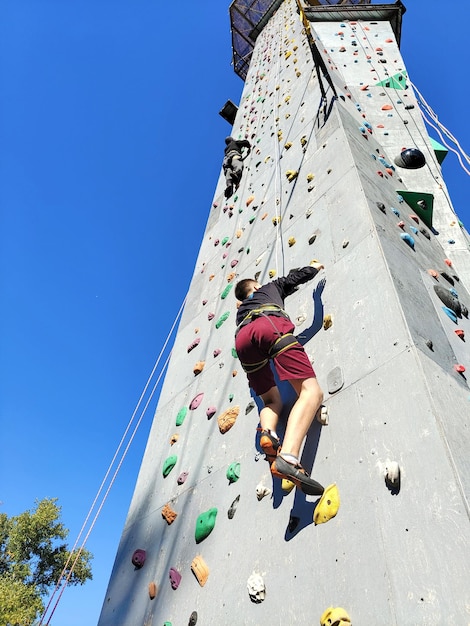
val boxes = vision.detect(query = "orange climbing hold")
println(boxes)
[148,582,157,600]
[381,104,393,110]
[162,503,178,525]
[191,555,209,587]
[246,195,255,206]
[193,361,205,376]
[217,405,240,434]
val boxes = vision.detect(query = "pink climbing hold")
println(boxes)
[187,338,201,353]
[177,471,188,485]
[208,312,215,321]
[202,299,207,305]
[213,348,222,357]
[132,549,146,569]
[231,259,239,268]
[169,567,182,590]
[190,393,204,410]
[206,406,217,418]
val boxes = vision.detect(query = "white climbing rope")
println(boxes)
[272,8,285,278]
[38,297,186,624]
[410,80,470,175]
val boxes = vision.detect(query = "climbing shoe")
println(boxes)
[258,429,280,462]
[271,455,324,496]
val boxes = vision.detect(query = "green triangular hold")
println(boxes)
[429,137,448,165]
[195,507,218,543]
[396,190,434,229]
[376,71,407,90]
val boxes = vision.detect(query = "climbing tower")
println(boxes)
[99,1,470,624]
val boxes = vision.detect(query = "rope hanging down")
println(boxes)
[294,0,337,104]
[38,296,187,624]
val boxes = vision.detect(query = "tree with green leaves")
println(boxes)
[0,498,92,626]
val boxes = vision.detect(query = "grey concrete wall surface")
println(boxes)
[98,2,470,625]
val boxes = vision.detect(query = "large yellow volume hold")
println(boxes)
[314,483,340,525]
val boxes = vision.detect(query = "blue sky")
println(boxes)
[0,1,468,623]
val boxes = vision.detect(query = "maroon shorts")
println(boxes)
[235,316,316,396]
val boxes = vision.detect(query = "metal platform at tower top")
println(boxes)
[229,0,406,80]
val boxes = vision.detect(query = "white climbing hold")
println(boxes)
[316,405,329,425]
[385,460,400,486]
[256,482,272,501]
[247,572,266,603]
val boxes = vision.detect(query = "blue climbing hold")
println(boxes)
[450,288,459,299]
[391,207,400,217]
[400,233,415,248]
[410,226,418,234]
[442,306,457,323]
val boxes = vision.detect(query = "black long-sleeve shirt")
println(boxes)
[224,138,251,158]
[236,266,320,326]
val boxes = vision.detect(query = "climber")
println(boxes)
[222,136,251,198]
[234,262,325,496]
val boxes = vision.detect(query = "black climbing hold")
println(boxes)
[419,228,430,240]
[228,495,240,519]
[394,148,426,169]
[376,202,386,214]
[434,285,461,316]
[425,339,433,351]
[189,611,198,626]
[440,272,454,286]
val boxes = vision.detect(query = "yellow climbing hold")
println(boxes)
[284,142,293,150]
[323,314,332,330]
[288,237,296,247]
[269,269,277,278]
[313,483,340,525]
[306,173,314,182]
[272,216,281,226]
[236,229,243,238]
[285,170,298,182]
[285,50,292,59]
[300,136,307,147]
[320,606,351,626]
[281,479,295,493]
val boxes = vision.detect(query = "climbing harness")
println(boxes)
[236,304,301,374]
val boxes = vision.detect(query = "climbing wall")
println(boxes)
[98,2,470,625]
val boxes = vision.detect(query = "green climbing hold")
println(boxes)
[215,311,230,328]
[226,462,241,483]
[429,137,448,165]
[375,71,407,90]
[195,507,218,543]
[232,347,238,359]
[176,406,188,426]
[396,190,434,229]
[163,455,177,478]
[221,283,234,300]
[228,393,234,402]
[249,216,256,224]
[221,236,229,246]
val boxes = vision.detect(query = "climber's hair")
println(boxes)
[235,278,258,301]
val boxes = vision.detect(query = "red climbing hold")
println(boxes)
[455,329,465,340]
[444,259,453,267]
[453,364,466,373]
